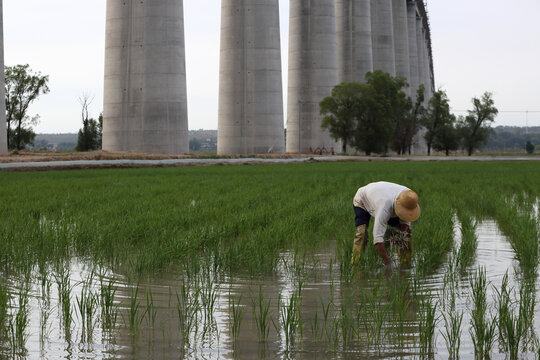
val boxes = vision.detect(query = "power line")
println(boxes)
[451,109,540,113]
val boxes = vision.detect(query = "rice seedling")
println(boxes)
[441,310,463,359]
[278,292,301,348]
[8,283,30,357]
[76,277,98,344]
[310,309,321,342]
[38,296,52,350]
[417,294,438,358]
[145,289,158,329]
[362,279,391,347]
[229,293,243,345]
[128,283,147,340]
[176,280,200,347]
[495,272,512,351]
[0,280,8,340]
[469,268,497,359]
[55,265,73,341]
[200,275,218,326]
[338,294,356,348]
[519,277,537,347]
[326,314,342,352]
[496,273,537,359]
[389,276,412,347]
[251,286,272,343]
[99,277,119,333]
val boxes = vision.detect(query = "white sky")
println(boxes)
[3,0,540,133]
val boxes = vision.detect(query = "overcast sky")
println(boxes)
[3,0,539,133]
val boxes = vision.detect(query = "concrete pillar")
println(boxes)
[370,0,395,75]
[412,15,428,154]
[218,0,285,155]
[335,0,373,83]
[287,0,339,153]
[424,34,433,99]
[392,0,410,95]
[406,1,419,98]
[416,16,425,102]
[0,0,7,154]
[103,0,189,154]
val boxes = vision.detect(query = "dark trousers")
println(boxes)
[354,206,400,228]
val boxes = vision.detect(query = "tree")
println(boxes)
[320,82,363,153]
[525,141,534,154]
[391,85,425,155]
[432,120,459,156]
[422,90,454,155]
[351,71,406,155]
[76,94,102,151]
[189,138,202,151]
[5,64,50,150]
[458,92,498,156]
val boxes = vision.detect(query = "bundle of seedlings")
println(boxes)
[386,229,410,250]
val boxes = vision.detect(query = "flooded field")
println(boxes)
[1,162,539,359]
[1,220,539,359]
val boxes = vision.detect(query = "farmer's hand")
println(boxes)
[383,261,395,274]
[399,223,411,233]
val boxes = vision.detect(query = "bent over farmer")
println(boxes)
[351,181,421,270]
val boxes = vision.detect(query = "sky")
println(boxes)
[3,0,540,134]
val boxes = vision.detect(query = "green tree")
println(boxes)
[525,141,534,154]
[320,82,363,153]
[422,89,454,155]
[392,84,425,155]
[458,92,499,156]
[76,95,102,151]
[189,138,202,151]
[351,71,407,155]
[5,64,50,150]
[432,120,459,156]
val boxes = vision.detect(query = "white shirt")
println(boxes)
[353,181,410,244]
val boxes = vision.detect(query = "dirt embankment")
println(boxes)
[0,150,307,163]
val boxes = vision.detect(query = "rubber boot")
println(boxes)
[351,225,368,265]
[398,235,413,267]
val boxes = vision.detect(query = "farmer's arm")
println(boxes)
[373,209,392,265]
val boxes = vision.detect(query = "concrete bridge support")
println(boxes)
[406,1,419,98]
[335,0,373,83]
[370,0,395,75]
[0,0,6,154]
[103,0,189,154]
[218,0,285,155]
[287,0,339,153]
[392,0,410,95]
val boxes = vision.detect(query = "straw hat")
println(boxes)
[395,190,421,222]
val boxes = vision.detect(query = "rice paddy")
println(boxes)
[0,161,539,359]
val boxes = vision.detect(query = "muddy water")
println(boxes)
[1,220,539,359]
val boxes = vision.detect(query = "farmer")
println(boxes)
[351,181,421,270]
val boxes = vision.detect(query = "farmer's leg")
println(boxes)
[351,206,370,265]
